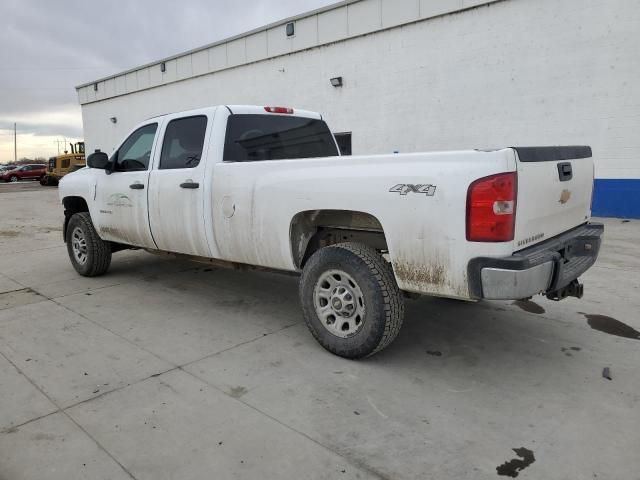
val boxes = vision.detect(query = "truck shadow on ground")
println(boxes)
[365,294,591,377]
[105,256,599,382]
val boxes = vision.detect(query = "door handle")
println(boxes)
[129,183,145,190]
[180,182,200,189]
[557,162,573,182]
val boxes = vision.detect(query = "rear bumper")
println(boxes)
[468,223,604,300]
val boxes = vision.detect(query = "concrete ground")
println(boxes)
[0,181,638,480]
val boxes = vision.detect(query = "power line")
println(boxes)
[0,87,76,90]
[0,67,114,71]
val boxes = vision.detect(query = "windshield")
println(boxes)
[223,114,339,162]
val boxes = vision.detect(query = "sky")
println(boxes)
[0,0,336,163]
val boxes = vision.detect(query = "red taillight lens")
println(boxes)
[466,172,517,242]
[264,106,294,114]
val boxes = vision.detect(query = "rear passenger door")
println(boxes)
[22,166,35,179]
[148,111,213,257]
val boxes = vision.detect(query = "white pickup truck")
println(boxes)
[59,105,603,358]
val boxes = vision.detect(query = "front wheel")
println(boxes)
[10,175,18,183]
[299,243,405,359]
[66,212,112,277]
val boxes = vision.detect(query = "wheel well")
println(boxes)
[290,210,389,269]
[62,196,89,241]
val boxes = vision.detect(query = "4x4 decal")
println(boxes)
[389,184,437,196]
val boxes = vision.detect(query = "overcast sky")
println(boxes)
[0,0,336,161]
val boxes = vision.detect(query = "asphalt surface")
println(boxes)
[0,182,638,479]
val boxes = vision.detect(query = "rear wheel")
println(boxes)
[66,212,112,277]
[10,175,18,183]
[299,242,404,359]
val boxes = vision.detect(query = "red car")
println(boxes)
[1,164,46,182]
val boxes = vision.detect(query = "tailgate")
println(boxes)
[513,146,594,250]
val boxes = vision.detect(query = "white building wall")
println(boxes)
[79,0,640,181]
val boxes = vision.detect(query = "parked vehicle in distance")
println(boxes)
[2,164,47,182]
[59,105,604,358]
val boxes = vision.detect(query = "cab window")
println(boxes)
[112,123,158,172]
[223,114,338,162]
[159,116,207,170]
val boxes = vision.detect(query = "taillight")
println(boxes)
[466,172,517,242]
[264,106,294,114]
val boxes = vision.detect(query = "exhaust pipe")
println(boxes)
[546,280,584,301]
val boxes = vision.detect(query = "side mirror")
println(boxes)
[87,150,109,170]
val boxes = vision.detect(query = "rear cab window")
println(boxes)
[223,114,339,162]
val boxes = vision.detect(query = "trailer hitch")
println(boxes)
[546,280,584,301]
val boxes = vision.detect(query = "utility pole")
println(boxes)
[54,138,64,155]
[14,123,17,163]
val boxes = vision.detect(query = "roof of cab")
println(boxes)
[226,105,322,119]
[145,105,322,122]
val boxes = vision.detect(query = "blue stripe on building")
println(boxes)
[592,179,640,219]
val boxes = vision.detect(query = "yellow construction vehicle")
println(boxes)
[41,142,86,186]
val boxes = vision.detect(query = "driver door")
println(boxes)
[94,122,161,248]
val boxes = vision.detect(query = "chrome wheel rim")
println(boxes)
[71,227,88,265]
[10,176,18,182]
[314,269,366,338]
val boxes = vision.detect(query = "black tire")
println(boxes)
[10,175,18,183]
[299,242,404,359]
[66,212,112,277]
